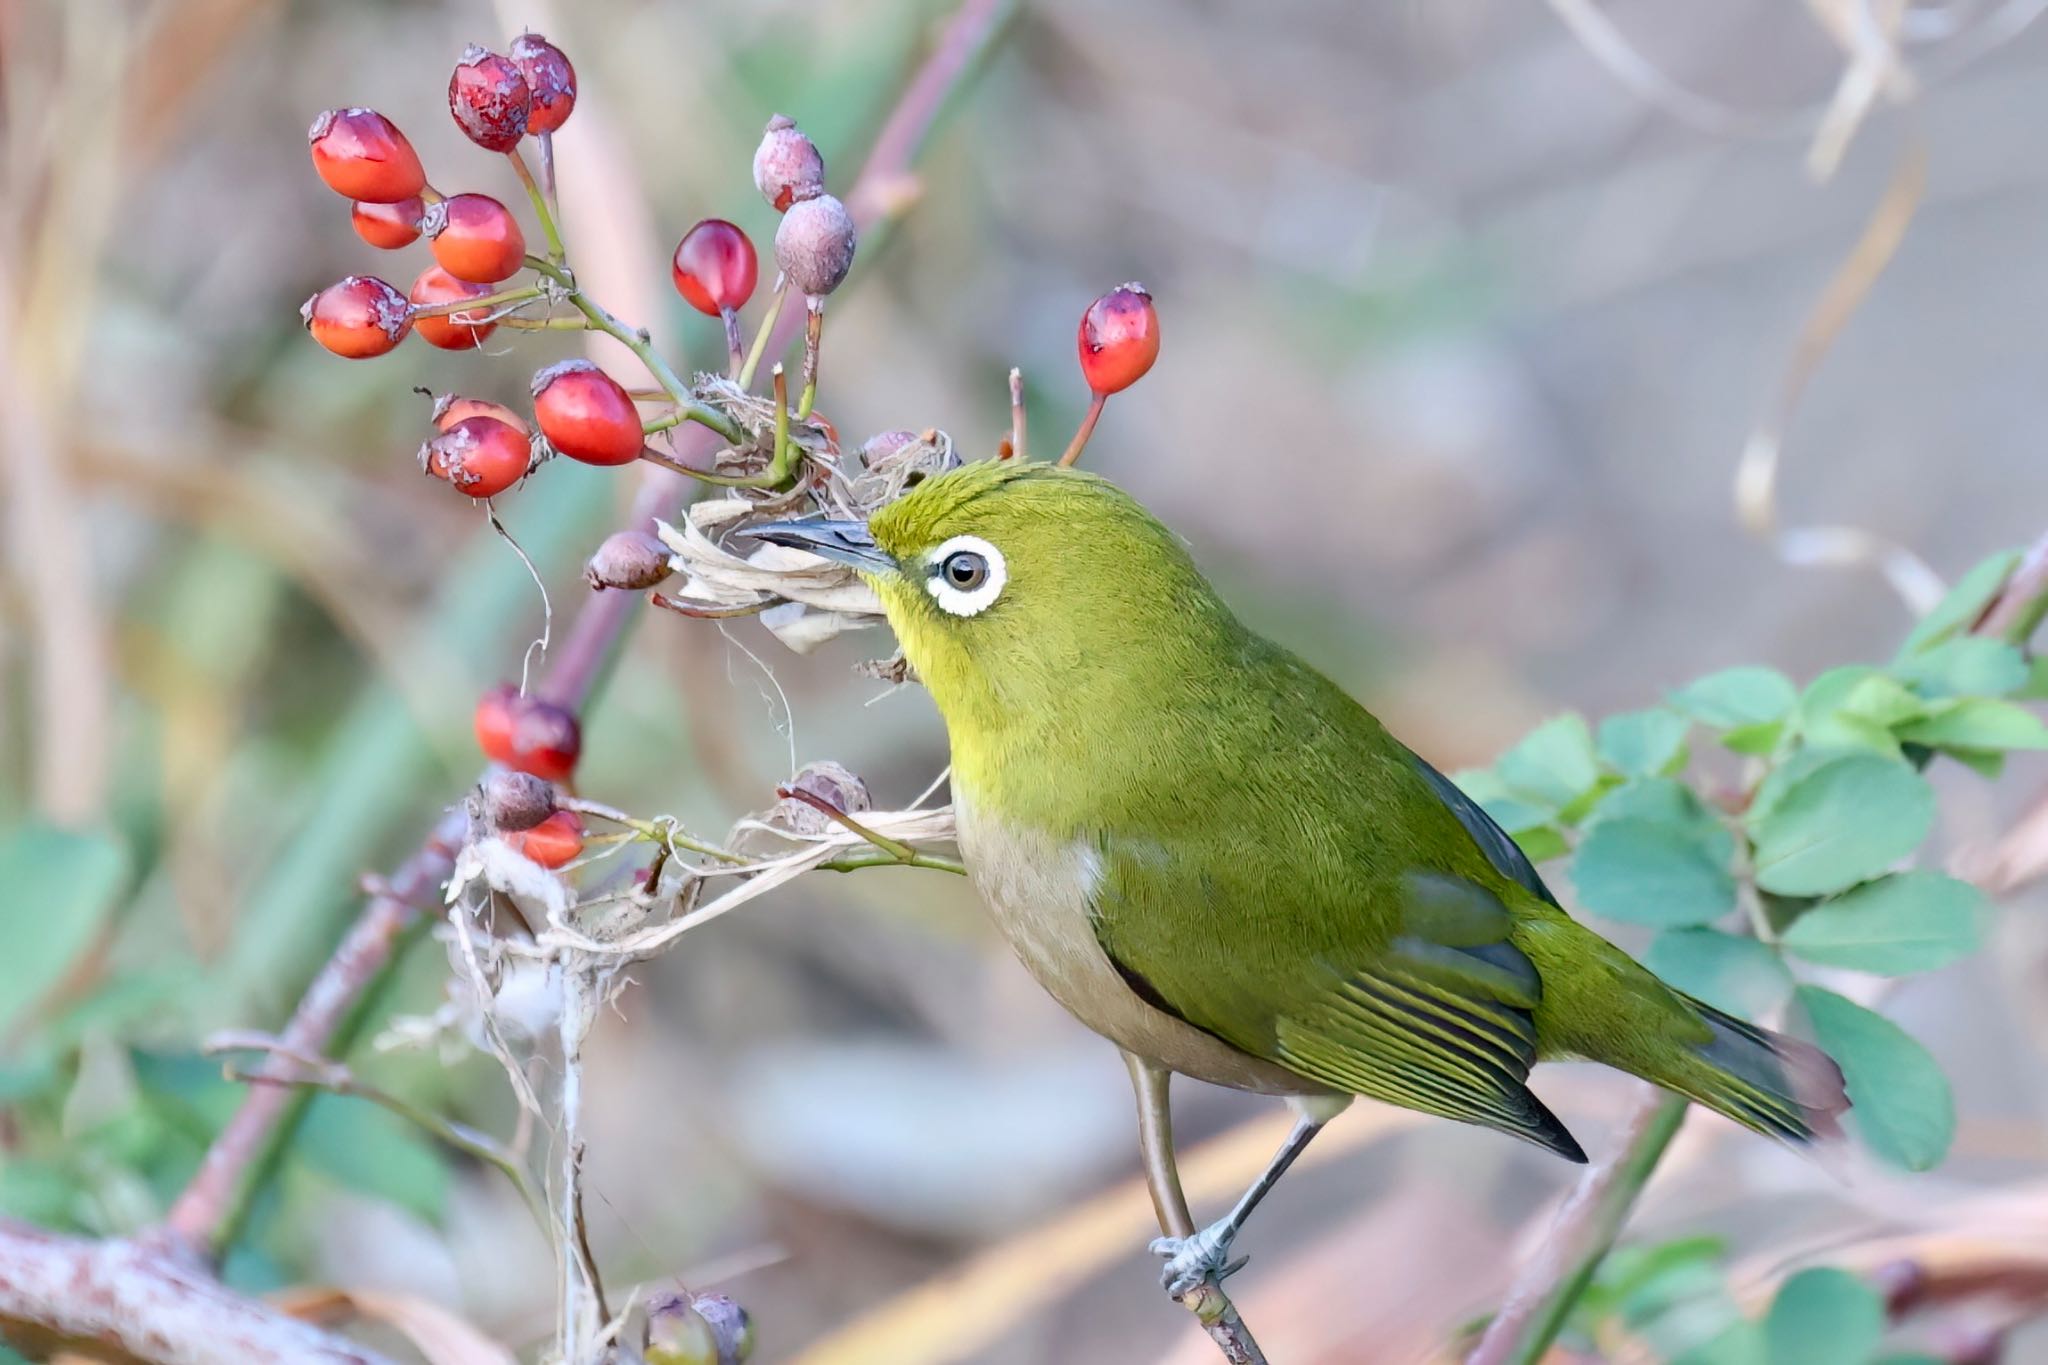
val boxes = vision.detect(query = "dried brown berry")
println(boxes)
[773,193,856,297]
[479,770,557,833]
[584,530,674,591]
[775,760,871,835]
[752,113,825,213]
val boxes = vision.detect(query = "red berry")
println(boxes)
[301,275,411,358]
[422,416,533,498]
[474,684,520,764]
[410,265,498,350]
[507,698,581,781]
[433,394,529,435]
[448,45,531,152]
[509,33,577,135]
[351,196,425,249]
[473,686,582,780]
[1077,283,1159,395]
[309,108,426,203]
[752,114,824,213]
[530,359,642,466]
[512,810,584,868]
[773,194,856,297]
[426,193,526,284]
[670,220,757,317]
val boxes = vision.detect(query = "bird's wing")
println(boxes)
[1092,829,1584,1159]
[1408,749,1561,907]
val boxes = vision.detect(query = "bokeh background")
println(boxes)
[5,0,2048,1361]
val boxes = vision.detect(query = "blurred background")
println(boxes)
[5,0,2048,1361]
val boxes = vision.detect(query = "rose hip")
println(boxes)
[1078,283,1159,395]
[774,193,856,297]
[448,45,531,152]
[309,108,425,203]
[301,275,411,358]
[410,265,498,350]
[670,219,757,316]
[426,193,527,284]
[432,394,529,434]
[351,196,425,249]
[752,114,825,213]
[530,359,642,466]
[422,416,533,498]
[509,33,576,134]
[511,810,584,868]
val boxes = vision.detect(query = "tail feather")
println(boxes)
[1668,997,1848,1144]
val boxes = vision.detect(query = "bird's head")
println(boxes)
[747,460,1231,737]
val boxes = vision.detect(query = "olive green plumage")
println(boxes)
[835,460,1848,1158]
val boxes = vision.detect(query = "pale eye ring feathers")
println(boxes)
[926,534,1007,617]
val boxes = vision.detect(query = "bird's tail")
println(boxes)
[1654,996,1849,1144]
[1518,913,1849,1144]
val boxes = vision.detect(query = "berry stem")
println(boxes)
[522,255,745,447]
[636,445,787,490]
[738,275,791,391]
[409,283,545,319]
[506,145,567,263]
[796,300,823,420]
[1057,391,1107,468]
[536,131,561,222]
[641,408,684,435]
[770,362,794,481]
[1008,366,1027,460]
[721,306,745,379]
[497,314,594,331]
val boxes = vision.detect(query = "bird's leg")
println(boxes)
[1147,1100,1333,1298]
[1123,1051,1194,1238]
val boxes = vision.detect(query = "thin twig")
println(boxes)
[1007,366,1026,460]
[1465,1091,1688,1365]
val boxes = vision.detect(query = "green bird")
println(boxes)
[750,460,1846,1296]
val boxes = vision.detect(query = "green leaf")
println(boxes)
[1598,708,1691,779]
[1572,818,1737,928]
[1748,755,1933,898]
[1798,667,1908,757]
[1495,713,1601,809]
[1511,825,1569,864]
[0,823,129,1039]
[1763,1267,1884,1365]
[1893,637,2029,698]
[1646,930,1794,1020]
[1780,872,1984,976]
[1894,698,2048,752]
[1593,778,1716,830]
[1672,668,1799,729]
[1796,985,1953,1170]
[1721,721,1785,756]
[1898,549,2021,654]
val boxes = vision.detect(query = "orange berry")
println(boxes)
[448,45,530,152]
[421,416,532,498]
[670,219,757,316]
[427,193,526,284]
[530,360,642,466]
[301,275,410,358]
[409,265,498,350]
[309,108,425,203]
[432,394,529,435]
[512,810,584,868]
[509,33,576,135]
[1077,283,1159,395]
[351,196,425,249]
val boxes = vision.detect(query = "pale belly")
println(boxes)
[954,792,1329,1098]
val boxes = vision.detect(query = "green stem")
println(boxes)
[410,283,543,319]
[738,277,791,391]
[1465,1091,1687,1365]
[507,146,566,262]
[523,256,745,447]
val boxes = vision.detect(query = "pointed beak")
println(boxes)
[742,518,898,576]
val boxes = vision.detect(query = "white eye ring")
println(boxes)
[925,534,1007,617]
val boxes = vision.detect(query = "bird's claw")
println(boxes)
[1147,1222,1245,1298]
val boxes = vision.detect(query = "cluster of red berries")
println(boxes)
[303,32,576,358]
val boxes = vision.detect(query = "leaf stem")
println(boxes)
[738,276,790,391]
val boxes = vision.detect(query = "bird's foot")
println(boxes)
[1147,1219,1247,1298]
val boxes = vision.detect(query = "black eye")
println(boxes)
[941,550,988,590]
